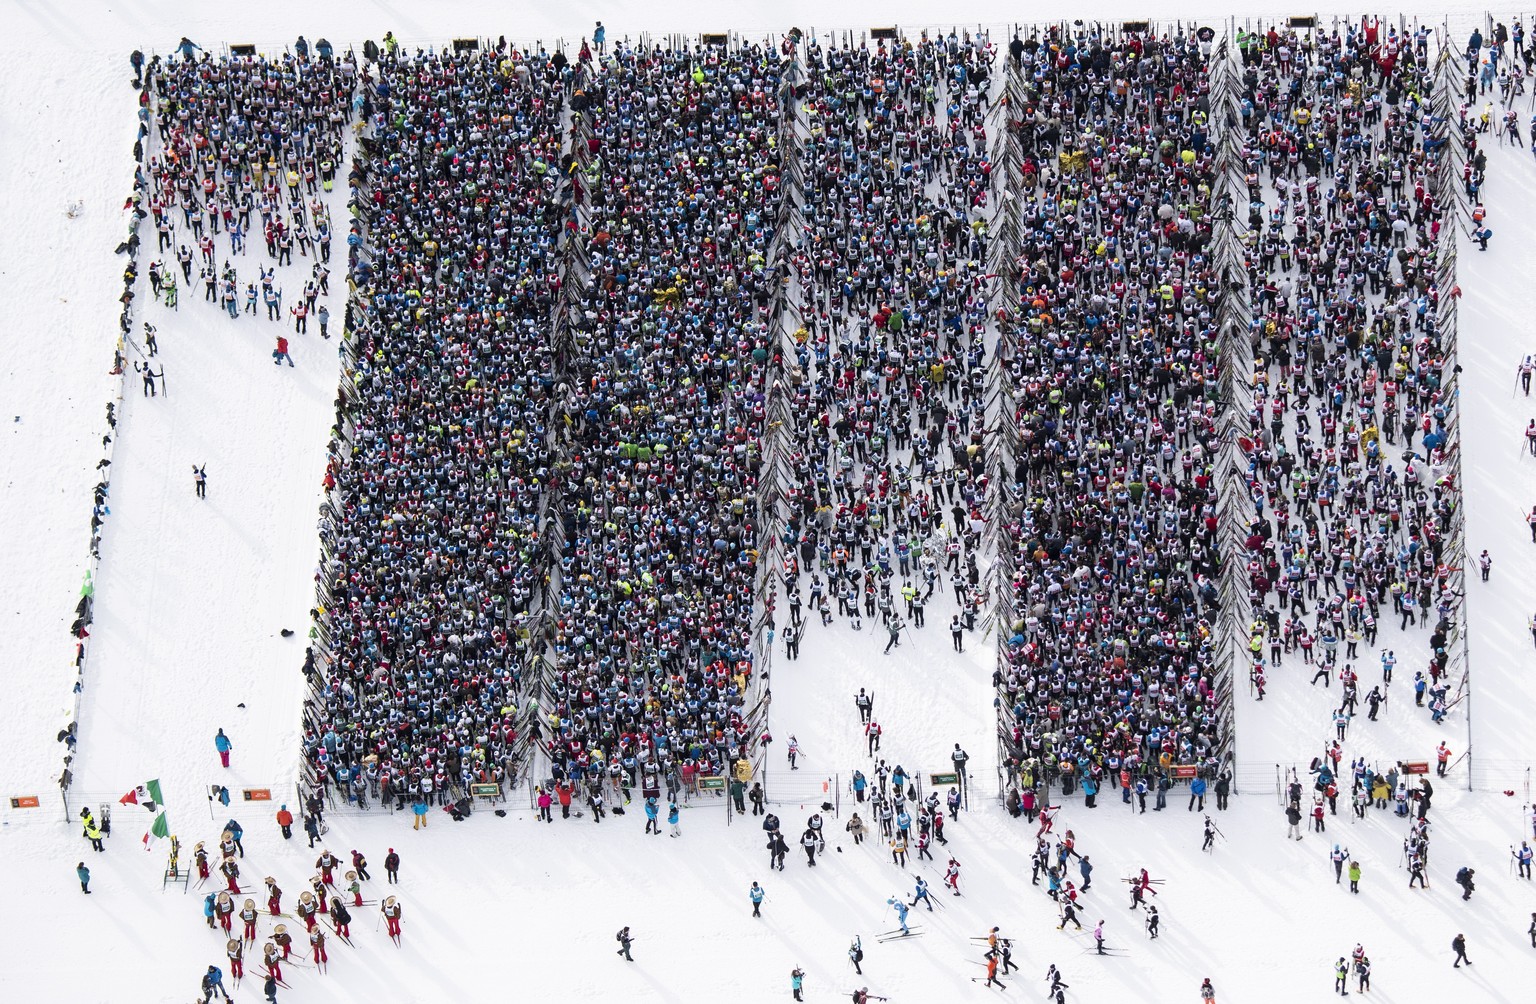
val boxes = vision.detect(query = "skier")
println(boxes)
[910,875,933,912]
[240,898,259,941]
[865,720,882,755]
[1514,841,1533,879]
[1331,845,1349,883]
[215,729,233,768]
[802,828,820,866]
[787,736,801,770]
[791,966,805,1001]
[1093,919,1106,955]
[1145,904,1160,938]
[1046,965,1069,998]
[888,896,911,935]
[226,938,244,981]
[316,849,338,885]
[1452,932,1471,967]
[307,925,327,970]
[1436,742,1452,776]
[194,465,208,499]
[849,936,864,975]
[265,877,282,916]
[615,926,634,961]
[945,857,962,896]
[855,688,873,723]
[951,744,970,794]
[330,897,351,939]
[1202,816,1217,851]
[77,862,90,894]
[750,881,765,917]
[984,948,1005,988]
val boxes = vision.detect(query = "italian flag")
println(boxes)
[142,811,169,851]
[120,779,163,813]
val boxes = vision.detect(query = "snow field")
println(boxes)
[1,4,1534,1003]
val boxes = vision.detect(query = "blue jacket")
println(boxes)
[645,799,658,820]
[214,732,232,753]
[750,885,764,903]
[667,805,679,825]
[1191,778,1207,796]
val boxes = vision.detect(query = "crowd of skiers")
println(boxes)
[775,32,996,663]
[137,45,350,373]
[194,812,405,1001]
[545,39,788,799]
[302,42,572,812]
[992,26,1230,803]
[1239,19,1467,747]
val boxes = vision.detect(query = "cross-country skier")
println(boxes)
[849,936,864,974]
[910,876,933,911]
[308,925,327,970]
[1093,919,1106,955]
[1515,842,1534,878]
[945,857,962,895]
[750,881,765,917]
[888,896,911,935]
[382,897,402,941]
[984,949,1005,988]
[1331,845,1349,883]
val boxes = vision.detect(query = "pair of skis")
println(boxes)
[875,926,923,942]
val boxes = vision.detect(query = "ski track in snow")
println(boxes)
[3,3,1534,1002]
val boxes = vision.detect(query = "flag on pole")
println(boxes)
[142,811,169,851]
[120,779,163,813]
